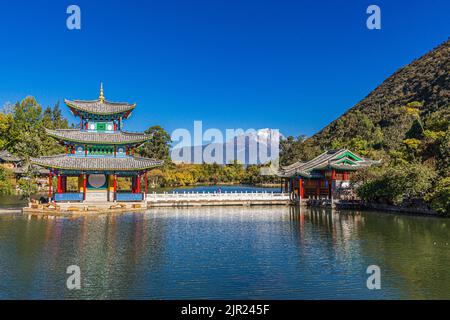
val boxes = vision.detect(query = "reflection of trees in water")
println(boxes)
[1,208,449,299]
[0,216,61,298]
[0,213,167,299]
[287,207,367,279]
[288,206,364,248]
[288,207,450,299]
[356,212,450,299]
[65,213,167,299]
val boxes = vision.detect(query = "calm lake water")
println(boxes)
[0,204,449,299]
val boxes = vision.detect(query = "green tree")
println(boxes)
[138,125,171,162]
[0,112,14,150]
[0,167,15,195]
[356,162,436,205]
[17,166,38,201]
[242,165,262,185]
[425,177,450,216]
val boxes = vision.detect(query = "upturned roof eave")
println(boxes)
[31,155,163,172]
[277,170,316,178]
[64,99,136,117]
[45,128,151,145]
[277,149,381,177]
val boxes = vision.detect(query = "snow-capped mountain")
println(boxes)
[171,128,282,165]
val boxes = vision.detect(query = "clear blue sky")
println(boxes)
[0,0,448,137]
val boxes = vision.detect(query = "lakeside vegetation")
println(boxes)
[0,97,276,197]
[0,95,447,215]
[281,102,449,215]
[0,41,448,215]
[280,38,449,216]
[136,125,278,187]
[0,97,68,197]
[148,162,278,187]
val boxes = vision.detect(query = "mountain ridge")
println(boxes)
[311,38,449,149]
[281,37,449,166]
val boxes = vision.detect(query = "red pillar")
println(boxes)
[85,121,88,130]
[114,122,117,131]
[113,174,117,193]
[48,171,53,199]
[136,174,141,193]
[85,145,88,156]
[83,174,87,200]
[80,116,83,129]
[57,175,61,193]
[144,171,148,194]
[299,178,303,199]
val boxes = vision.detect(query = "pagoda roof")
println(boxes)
[31,154,163,172]
[0,150,21,162]
[13,164,49,175]
[45,128,151,145]
[64,99,136,118]
[278,149,380,178]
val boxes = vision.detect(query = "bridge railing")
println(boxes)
[146,191,290,202]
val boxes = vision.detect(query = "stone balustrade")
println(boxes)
[146,191,290,203]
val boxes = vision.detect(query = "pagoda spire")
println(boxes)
[99,82,105,103]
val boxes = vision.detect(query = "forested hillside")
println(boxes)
[281,38,449,214]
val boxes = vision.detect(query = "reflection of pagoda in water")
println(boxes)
[32,84,163,202]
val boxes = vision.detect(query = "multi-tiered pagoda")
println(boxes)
[31,85,163,202]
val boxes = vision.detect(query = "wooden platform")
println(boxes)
[22,201,147,217]
[305,198,362,209]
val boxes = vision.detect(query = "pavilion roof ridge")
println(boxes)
[45,128,79,133]
[31,154,164,171]
[282,161,305,170]
[44,128,151,145]
[278,148,379,177]
[45,127,150,135]
[64,98,136,106]
[131,155,162,162]
[0,150,22,162]
[31,154,68,160]
[282,149,344,172]
[64,98,136,118]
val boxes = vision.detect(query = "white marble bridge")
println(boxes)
[146,191,290,207]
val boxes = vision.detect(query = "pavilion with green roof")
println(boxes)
[31,84,163,202]
[278,149,380,202]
